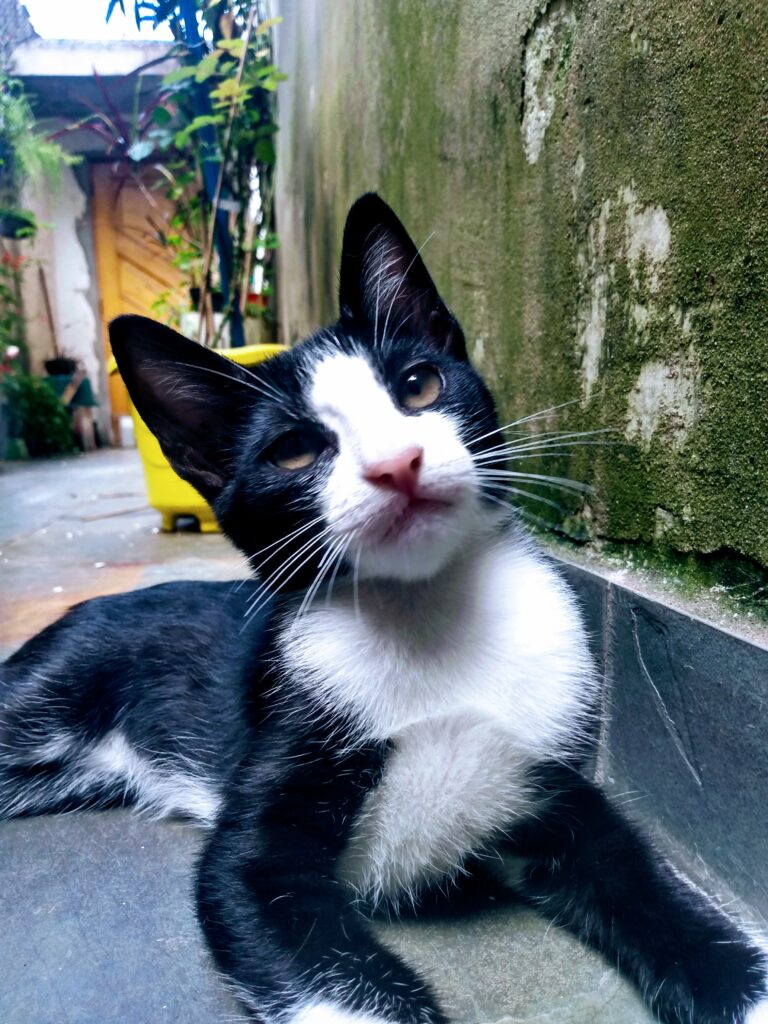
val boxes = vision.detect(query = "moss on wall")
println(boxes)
[275,0,768,568]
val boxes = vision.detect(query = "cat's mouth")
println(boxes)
[375,494,456,544]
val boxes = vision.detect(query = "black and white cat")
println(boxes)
[1,194,766,1024]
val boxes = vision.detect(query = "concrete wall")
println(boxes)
[274,0,768,570]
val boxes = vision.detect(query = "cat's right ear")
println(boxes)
[338,193,467,360]
[109,315,253,502]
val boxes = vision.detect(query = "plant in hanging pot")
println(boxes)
[0,208,37,240]
[0,71,79,215]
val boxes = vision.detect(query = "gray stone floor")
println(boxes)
[0,450,652,1023]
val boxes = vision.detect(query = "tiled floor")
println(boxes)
[0,449,654,1023]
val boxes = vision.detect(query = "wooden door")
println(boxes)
[91,163,186,422]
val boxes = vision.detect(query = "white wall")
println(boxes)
[20,164,109,437]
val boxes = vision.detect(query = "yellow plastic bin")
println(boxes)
[109,343,285,533]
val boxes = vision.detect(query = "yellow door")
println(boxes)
[91,163,186,425]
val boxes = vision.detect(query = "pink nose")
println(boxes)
[364,446,424,496]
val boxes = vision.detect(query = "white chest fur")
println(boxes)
[279,533,597,903]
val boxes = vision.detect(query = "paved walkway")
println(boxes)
[0,449,243,659]
[0,450,652,1023]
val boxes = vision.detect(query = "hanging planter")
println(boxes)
[0,208,37,240]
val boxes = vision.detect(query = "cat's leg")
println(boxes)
[0,583,254,823]
[195,736,447,1024]
[0,630,128,818]
[502,765,768,1024]
[0,649,223,823]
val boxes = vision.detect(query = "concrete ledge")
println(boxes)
[12,39,175,78]
[561,561,768,920]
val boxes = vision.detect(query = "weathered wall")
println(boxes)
[20,163,110,438]
[274,0,768,569]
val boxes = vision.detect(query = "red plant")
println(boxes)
[1,251,25,271]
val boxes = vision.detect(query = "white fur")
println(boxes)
[340,712,534,905]
[282,535,594,747]
[22,731,78,762]
[1,728,220,823]
[281,533,596,905]
[309,351,482,581]
[290,1002,388,1024]
[361,234,403,333]
[80,731,221,824]
[745,999,768,1024]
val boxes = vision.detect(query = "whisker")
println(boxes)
[175,361,286,406]
[487,484,571,515]
[380,231,435,351]
[294,537,347,621]
[248,514,328,573]
[479,449,578,463]
[475,428,616,459]
[246,525,335,609]
[325,535,353,608]
[477,470,594,495]
[242,533,334,627]
[467,399,584,448]
[352,545,362,620]
[482,492,556,532]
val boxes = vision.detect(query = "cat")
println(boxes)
[1,193,767,1024]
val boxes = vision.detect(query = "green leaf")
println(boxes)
[255,16,282,35]
[194,51,222,83]
[217,39,244,57]
[173,114,224,149]
[151,105,173,126]
[210,79,251,107]
[254,138,276,165]
[254,123,279,138]
[162,65,197,86]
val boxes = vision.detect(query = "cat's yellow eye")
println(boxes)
[266,428,327,471]
[399,365,443,411]
[276,450,317,471]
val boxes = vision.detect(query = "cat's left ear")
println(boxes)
[109,315,255,503]
[338,193,467,360]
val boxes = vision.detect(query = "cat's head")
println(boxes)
[110,194,507,590]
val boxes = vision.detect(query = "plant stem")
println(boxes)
[196,2,257,347]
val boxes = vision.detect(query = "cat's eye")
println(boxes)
[265,428,328,471]
[398,364,443,411]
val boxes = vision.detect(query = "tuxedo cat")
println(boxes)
[1,194,766,1024]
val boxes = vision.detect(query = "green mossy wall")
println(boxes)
[275,0,768,568]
